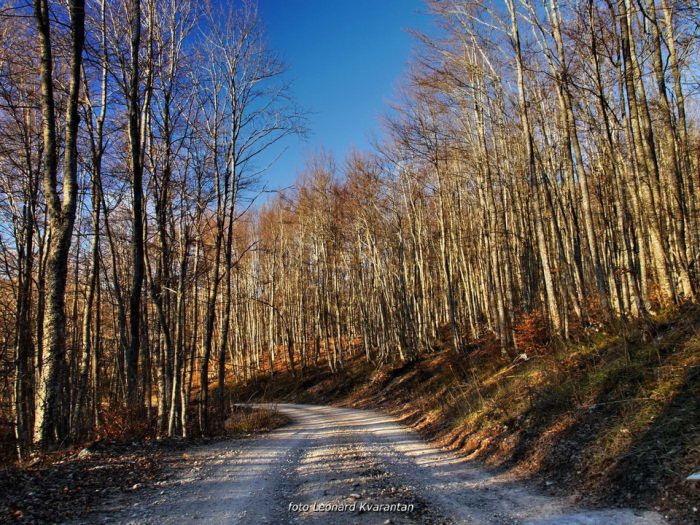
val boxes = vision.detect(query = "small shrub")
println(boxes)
[223,406,289,435]
[96,405,157,442]
[514,310,551,355]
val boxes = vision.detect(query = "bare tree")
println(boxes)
[32,0,86,449]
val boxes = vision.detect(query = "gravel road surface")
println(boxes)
[92,403,667,524]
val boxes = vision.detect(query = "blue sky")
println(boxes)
[256,0,433,192]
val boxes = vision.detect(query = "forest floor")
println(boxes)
[0,406,289,523]
[229,305,700,525]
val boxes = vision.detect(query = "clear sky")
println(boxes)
[256,0,433,192]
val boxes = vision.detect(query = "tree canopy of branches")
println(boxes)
[245,0,699,373]
[0,0,303,455]
[0,0,698,458]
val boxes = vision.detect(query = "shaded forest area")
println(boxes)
[0,0,698,487]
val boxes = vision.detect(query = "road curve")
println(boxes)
[93,403,666,524]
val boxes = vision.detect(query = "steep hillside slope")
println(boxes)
[229,306,700,524]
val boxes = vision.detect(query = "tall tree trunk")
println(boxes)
[127,0,144,412]
[33,0,86,449]
[507,0,561,334]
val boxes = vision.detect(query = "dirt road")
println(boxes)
[92,404,666,524]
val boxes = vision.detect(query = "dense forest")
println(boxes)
[0,0,698,461]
